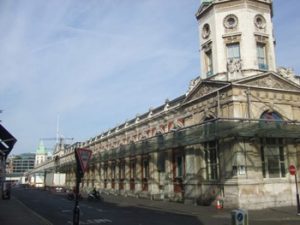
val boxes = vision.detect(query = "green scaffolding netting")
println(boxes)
[86,119,300,163]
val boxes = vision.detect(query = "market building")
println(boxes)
[31,0,300,209]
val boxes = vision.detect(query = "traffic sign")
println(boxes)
[237,212,243,222]
[289,165,296,176]
[75,148,92,174]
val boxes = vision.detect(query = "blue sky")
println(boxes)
[0,0,299,155]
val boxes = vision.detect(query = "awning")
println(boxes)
[0,124,17,158]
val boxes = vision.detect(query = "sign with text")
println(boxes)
[75,148,92,176]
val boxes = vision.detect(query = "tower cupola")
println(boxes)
[196,0,276,81]
[35,140,48,165]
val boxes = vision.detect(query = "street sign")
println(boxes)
[289,165,296,176]
[75,148,92,174]
[73,148,92,225]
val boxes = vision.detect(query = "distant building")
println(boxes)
[6,153,35,182]
[29,0,300,209]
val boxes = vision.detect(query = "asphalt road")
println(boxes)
[12,188,205,225]
[12,187,300,225]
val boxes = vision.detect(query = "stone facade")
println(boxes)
[30,0,300,210]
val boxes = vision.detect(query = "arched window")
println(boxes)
[259,111,286,178]
[260,111,282,121]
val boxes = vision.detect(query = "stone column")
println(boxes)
[124,157,130,194]
[95,162,101,189]
[165,149,174,199]
[99,162,104,190]
[184,146,201,204]
[149,152,160,198]
[135,155,142,193]
[107,161,111,190]
[115,160,120,191]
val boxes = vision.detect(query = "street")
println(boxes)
[12,188,208,225]
[11,187,300,225]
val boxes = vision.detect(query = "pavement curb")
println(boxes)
[13,196,53,225]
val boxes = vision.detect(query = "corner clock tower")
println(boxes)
[196,0,276,81]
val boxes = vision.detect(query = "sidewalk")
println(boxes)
[0,196,52,225]
[101,193,300,225]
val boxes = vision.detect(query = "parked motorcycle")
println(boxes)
[88,190,103,201]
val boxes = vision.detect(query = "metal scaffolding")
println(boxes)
[88,118,300,163]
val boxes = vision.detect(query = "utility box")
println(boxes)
[231,209,248,225]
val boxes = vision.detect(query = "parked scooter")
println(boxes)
[88,189,103,201]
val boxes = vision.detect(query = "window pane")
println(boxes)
[205,141,218,180]
[177,156,182,177]
[227,43,240,60]
[143,160,149,178]
[205,50,213,76]
[280,163,286,177]
[279,147,284,161]
[257,43,266,68]
[261,138,285,178]
[268,156,280,178]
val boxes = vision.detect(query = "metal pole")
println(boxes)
[73,172,81,225]
[217,91,221,118]
[245,88,251,119]
[295,173,300,215]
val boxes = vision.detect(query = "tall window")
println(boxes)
[260,111,285,178]
[119,160,125,180]
[257,43,267,70]
[175,155,184,177]
[130,159,136,179]
[227,43,240,62]
[204,141,219,180]
[111,163,116,179]
[142,157,150,179]
[104,164,108,180]
[205,49,213,76]
[261,138,285,178]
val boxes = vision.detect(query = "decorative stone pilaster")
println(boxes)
[183,146,201,204]
[149,152,160,197]
[165,149,174,199]
[135,155,142,193]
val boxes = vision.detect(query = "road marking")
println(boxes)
[62,209,72,213]
[67,218,112,224]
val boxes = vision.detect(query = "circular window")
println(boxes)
[224,14,238,29]
[202,23,210,39]
[254,14,266,29]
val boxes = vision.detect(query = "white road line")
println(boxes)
[61,209,72,213]
[67,218,112,224]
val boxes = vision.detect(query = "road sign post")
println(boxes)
[289,165,300,215]
[73,148,92,225]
